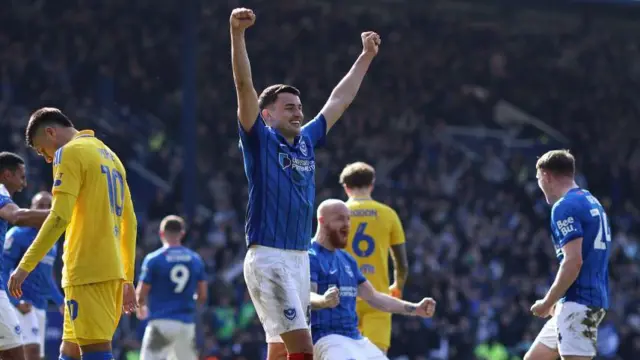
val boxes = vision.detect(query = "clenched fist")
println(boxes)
[361,31,381,56]
[415,297,436,318]
[322,286,340,309]
[230,8,256,31]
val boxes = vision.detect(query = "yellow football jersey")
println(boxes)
[345,198,405,294]
[51,130,135,287]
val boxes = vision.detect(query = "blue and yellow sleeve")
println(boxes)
[51,146,82,198]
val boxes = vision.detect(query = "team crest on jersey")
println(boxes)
[283,308,297,321]
[344,265,354,278]
[14,325,21,335]
[279,153,292,169]
[299,140,308,156]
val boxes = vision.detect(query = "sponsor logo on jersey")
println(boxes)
[556,217,576,237]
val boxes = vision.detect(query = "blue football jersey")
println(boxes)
[239,114,327,251]
[139,246,206,323]
[550,188,610,309]
[0,184,15,292]
[309,241,367,344]
[3,226,64,309]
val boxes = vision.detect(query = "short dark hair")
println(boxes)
[160,215,186,234]
[536,149,575,177]
[25,107,75,147]
[258,84,300,109]
[340,162,376,189]
[0,152,25,173]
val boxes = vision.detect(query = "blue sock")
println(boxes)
[81,351,113,360]
[59,356,75,360]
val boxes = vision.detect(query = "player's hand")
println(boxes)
[136,305,149,321]
[17,301,32,314]
[531,299,555,318]
[389,282,402,299]
[414,297,436,318]
[7,268,29,299]
[361,31,381,56]
[322,287,340,309]
[122,282,138,315]
[230,8,256,31]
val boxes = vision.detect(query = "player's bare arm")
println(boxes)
[320,31,380,130]
[310,282,340,310]
[390,243,409,297]
[531,238,584,318]
[230,8,260,131]
[0,203,49,227]
[357,280,436,318]
[135,281,151,320]
[196,280,208,306]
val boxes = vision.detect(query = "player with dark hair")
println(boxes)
[339,162,408,353]
[0,152,50,360]
[136,215,207,360]
[309,199,435,360]
[229,7,380,360]
[526,150,609,360]
[8,107,138,360]
[3,191,65,360]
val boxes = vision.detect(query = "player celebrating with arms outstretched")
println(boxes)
[309,200,434,360]
[8,108,138,360]
[526,150,609,360]
[230,7,380,360]
[340,162,408,353]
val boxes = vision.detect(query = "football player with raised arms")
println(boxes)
[230,7,380,360]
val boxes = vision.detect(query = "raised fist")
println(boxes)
[230,8,256,31]
[415,297,436,318]
[361,31,381,56]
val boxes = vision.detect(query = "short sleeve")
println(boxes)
[238,115,268,143]
[52,146,82,197]
[309,248,320,283]
[301,114,327,148]
[0,185,13,209]
[389,209,406,246]
[552,200,584,247]
[139,256,154,284]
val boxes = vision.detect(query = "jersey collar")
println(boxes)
[72,130,95,140]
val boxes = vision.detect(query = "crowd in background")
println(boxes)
[1,0,640,359]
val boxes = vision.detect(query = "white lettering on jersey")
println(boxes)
[556,217,577,237]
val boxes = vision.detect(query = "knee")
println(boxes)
[60,341,81,360]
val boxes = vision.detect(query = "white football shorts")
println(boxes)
[0,291,22,351]
[244,245,311,343]
[14,305,46,352]
[140,319,197,360]
[533,301,606,357]
[314,334,388,360]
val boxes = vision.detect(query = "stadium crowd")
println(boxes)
[1,0,640,359]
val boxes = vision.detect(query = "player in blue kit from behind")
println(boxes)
[526,150,610,360]
[309,200,436,360]
[230,7,381,360]
[0,152,49,360]
[3,191,65,360]
[136,215,207,360]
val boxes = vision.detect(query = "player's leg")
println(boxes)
[170,322,197,360]
[140,320,177,360]
[313,334,362,360]
[524,315,559,360]
[359,311,391,354]
[0,291,26,360]
[243,247,313,360]
[15,309,40,360]
[556,302,606,360]
[357,337,389,360]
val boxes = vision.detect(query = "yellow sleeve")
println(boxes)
[52,146,82,197]
[18,192,76,272]
[120,180,137,283]
[389,209,406,246]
